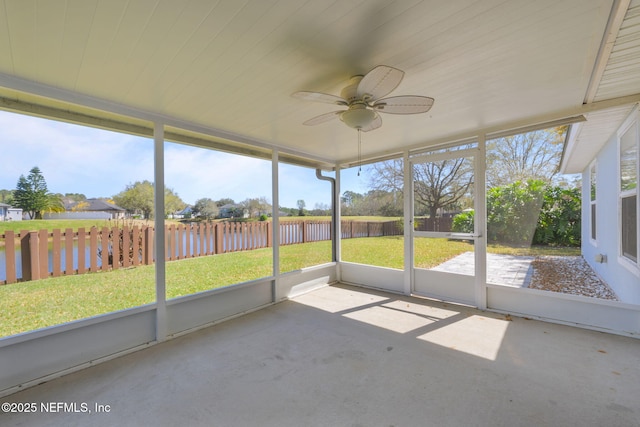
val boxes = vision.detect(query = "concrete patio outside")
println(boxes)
[431,252,535,287]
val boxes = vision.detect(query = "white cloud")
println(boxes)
[164,142,274,204]
[0,110,334,208]
[0,111,155,196]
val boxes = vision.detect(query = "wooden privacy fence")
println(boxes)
[280,220,403,243]
[0,219,403,285]
[414,217,453,232]
[280,220,331,245]
[340,220,403,239]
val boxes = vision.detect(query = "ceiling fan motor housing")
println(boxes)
[340,75,364,103]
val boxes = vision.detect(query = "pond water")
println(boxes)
[0,241,100,282]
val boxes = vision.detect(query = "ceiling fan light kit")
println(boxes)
[340,105,377,129]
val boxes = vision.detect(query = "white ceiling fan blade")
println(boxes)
[292,91,348,106]
[356,65,404,101]
[303,111,344,126]
[373,96,434,114]
[361,111,382,132]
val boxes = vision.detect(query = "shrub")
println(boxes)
[451,210,474,233]
[533,186,581,246]
[487,180,545,246]
[451,179,581,247]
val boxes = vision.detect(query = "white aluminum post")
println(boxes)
[403,151,413,295]
[335,167,342,269]
[272,150,280,301]
[154,122,167,340]
[475,135,488,310]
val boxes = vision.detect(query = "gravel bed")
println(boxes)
[528,256,618,300]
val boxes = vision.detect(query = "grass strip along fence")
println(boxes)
[0,220,403,285]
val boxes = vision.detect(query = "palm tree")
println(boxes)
[43,193,66,215]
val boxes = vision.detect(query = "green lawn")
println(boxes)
[0,218,188,235]
[0,241,333,337]
[0,236,577,337]
[341,236,579,269]
[0,219,115,234]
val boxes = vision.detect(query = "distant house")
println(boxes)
[171,206,193,219]
[219,204,249,219]
[0,203,23,221]
[44,198,126,220]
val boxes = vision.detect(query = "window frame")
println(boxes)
[589,160,597,245]
[617,109,639,273]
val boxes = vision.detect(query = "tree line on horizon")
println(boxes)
[0,171,324,221]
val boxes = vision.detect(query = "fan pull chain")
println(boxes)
[357,128,362,176]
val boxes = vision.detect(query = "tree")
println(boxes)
[241,197,271,218]
[367,128,566,221]
[193,198,219,219]
[13,166,50,219]
[412,158,474,220]
[296,199,306,216]
[215,198,235,207]
[112,180,185,219]
[63,193,87,204]
[278,206,297,217]
[340,191,363,216]
[44,193,66,215]
[113,181,154,219]
[368,157,474,220]
[0,189,14,205]
[164,188,186,217]
[364,190,403,217]
[341,190,363,210]
[311,202,331,216]
[368,158,403,194]
[340,189,403,217]
[486,127,566,187]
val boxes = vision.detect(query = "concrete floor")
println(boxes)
[2,283,639,427]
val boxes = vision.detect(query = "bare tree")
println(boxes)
[368,158,403,193]
[368,157,473,220]
[486,127,566,187]
[413,158,474,219]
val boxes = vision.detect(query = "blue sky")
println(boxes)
[0,110,369,209]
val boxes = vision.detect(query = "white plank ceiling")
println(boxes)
[0,0,637,166]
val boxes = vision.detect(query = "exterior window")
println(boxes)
[622,195,637,262]
[619,118,638,264]
[590,162,596,241]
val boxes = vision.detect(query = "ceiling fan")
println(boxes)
[292,65,434,132]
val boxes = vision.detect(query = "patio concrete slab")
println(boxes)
[431,251,534,287]
[2,283,638,427]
